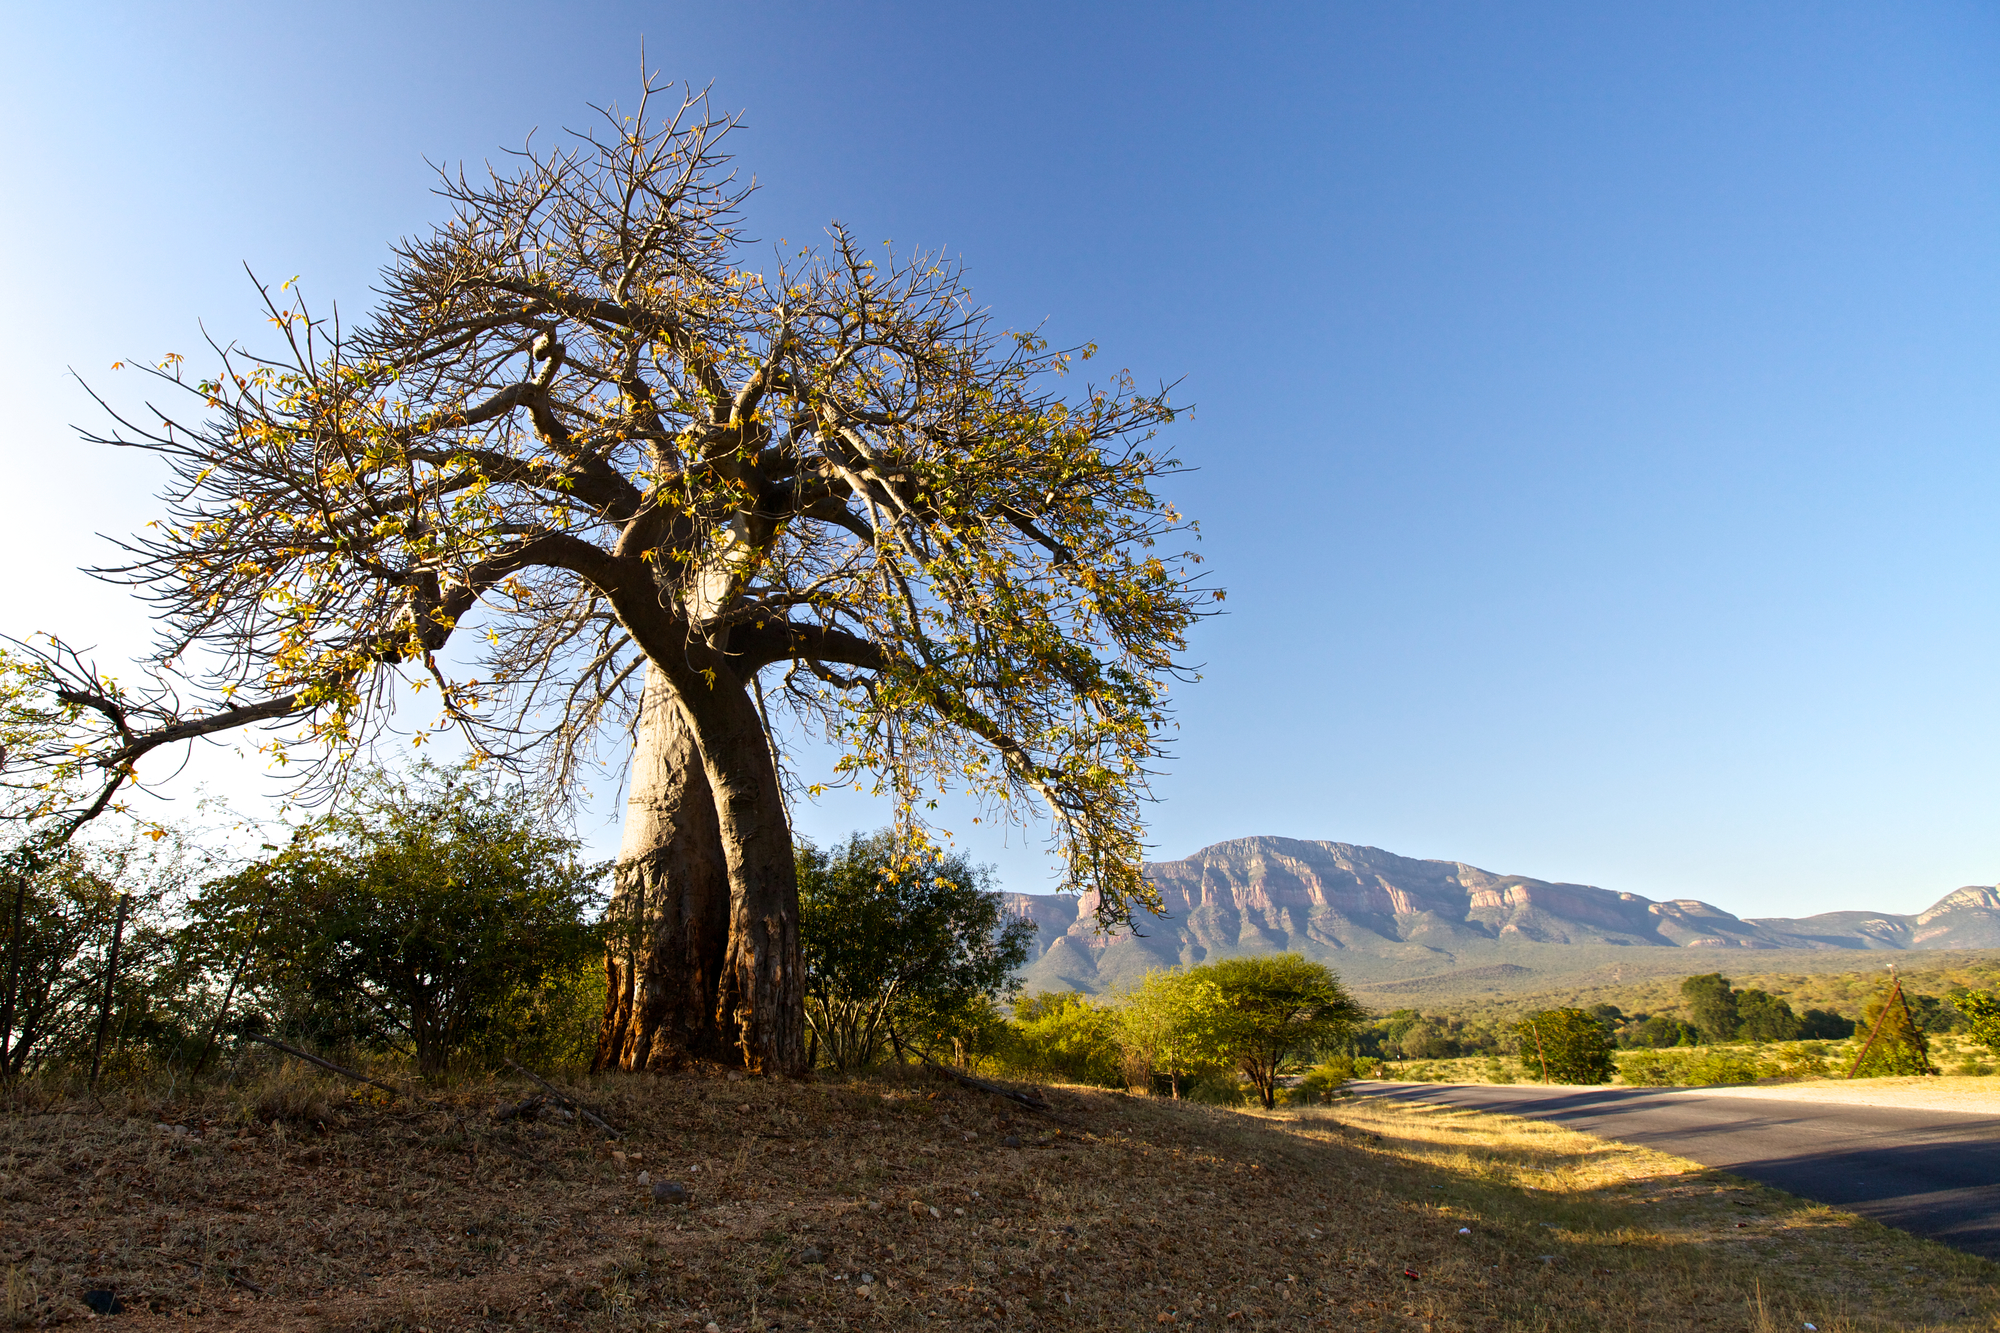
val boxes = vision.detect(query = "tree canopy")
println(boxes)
[1514,1007,1615,1084]
[22,77,1207,907]
[188,763,605,1078]
[8,76,1212,1073]
[1191,955,1364,1109]
[795,831,1034,1071]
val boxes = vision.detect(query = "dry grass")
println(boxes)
[0,1062,1994,1331]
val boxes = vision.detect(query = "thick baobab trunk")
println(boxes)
[688,672,806,1076]
[593,666,733,1071]
[596,578,809,1075]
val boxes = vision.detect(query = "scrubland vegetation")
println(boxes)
[5,1057,1991,1330]
[9,765,2000,1327]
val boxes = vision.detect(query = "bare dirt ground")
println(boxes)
[2,1062,1994,1331]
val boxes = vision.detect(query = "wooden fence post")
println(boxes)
[88,893,131,1089]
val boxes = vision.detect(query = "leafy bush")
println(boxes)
[1955,988,2000,1057]
[186,763,607,1080]
[1799,1008,1855,1039]
[1,834,190,1080]
[998,992,1126,1087]
[1619,1047,1779,1087]
[1848,989,1936,1076]
[1620,1013,1699,1048]
[1735,989,1804,1042]
[1288,1056,1355,1104]
[1681,974,1740,1044]
[1514,1008,1615,1084]
[797,832,1035,1072]
[1114,967,1231,1097]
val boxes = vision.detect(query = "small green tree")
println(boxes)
[196,764,607,1079]
[1514,1008,1616,1084]
[0,833,194,1082]
[1114,967,1227,1097]
[1001,991,1128,1086]
[1848,984,1936,1077]
[1954,989,2000,1057]
[1735,989,1804,1042]
[1680,973,1740,1043]
[1187,954,1364,1109]
[796,832,1035,1072]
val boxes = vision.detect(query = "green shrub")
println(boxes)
[1683,1050,1774,1085]
[1288,1058,1353,1104]
[1618,1046,1779,1087]
[796,832,1035,1072]
[1617,1050,1691,1086]
[1849,990,1936,1076]
[997,992,1126,1087]
[1514,1008,1615,1084]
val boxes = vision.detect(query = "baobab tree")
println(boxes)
[6,78,1211,1074]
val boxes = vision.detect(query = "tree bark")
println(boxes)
[590,565,807,1076]
[593,665,733,1071]
[687,671,806,1076]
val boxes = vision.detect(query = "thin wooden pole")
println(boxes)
[88,893,132,1088]
[1893,974,1939,1076]
[0,856,29,1078]
[1528,1019,1551,1083]
[1845,975,1901,1079]
[195,909,264,1076]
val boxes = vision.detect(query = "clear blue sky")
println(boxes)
[4,2,1997,919]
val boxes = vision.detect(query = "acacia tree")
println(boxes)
[1194,955,1364,1108]
[8,77,1210,1074]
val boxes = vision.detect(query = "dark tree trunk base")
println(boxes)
[594,668,733,1071]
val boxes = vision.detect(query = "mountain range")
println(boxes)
[1003,836,2000,997]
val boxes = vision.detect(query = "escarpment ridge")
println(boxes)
[1003,836,2000,996]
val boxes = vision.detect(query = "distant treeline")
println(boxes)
[1363,969,1978,1062]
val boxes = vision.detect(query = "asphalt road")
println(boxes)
[1352,1080,2000,1259]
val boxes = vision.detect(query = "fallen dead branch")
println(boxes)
[493,1094,548,1123]
[504,1059,623,1137]
[897,1036,1056,1114]
[242,1033,417,1102]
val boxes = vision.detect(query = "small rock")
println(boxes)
[1001,1135,1022,1148]
[652,1181,690,1206]
[636,1171,650,1186]
[1457,1227,1471,1235]
[796,1245,824,1265]
[612,1150,627,1163]
[962,1130,977,1142]
[859,1272,876,1285]
[737,1103,752,1113]
[726,1071,745,1082]
[82,1290,123,1314]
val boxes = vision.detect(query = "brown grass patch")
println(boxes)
[0,1066,1992,1330]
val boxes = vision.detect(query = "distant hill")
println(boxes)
[1004,836,2000,997]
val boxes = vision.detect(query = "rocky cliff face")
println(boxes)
[1003,835,2000,995]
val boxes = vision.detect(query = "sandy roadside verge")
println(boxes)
[1675,1075,2000,1115]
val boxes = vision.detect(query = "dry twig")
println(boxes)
[503,1059,624,1137]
